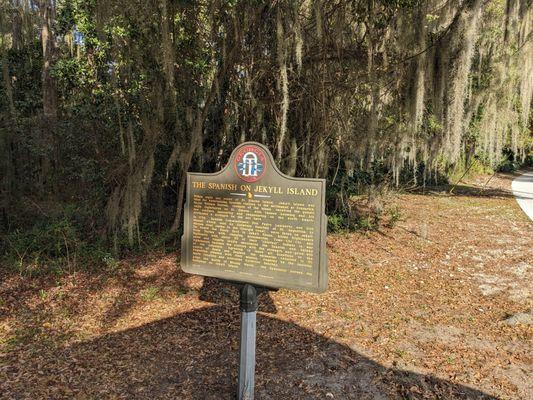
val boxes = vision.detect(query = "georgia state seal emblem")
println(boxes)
[234,145,267,183]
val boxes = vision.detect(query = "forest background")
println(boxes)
[0,0,531,274]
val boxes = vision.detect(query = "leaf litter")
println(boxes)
[0,173,531,399]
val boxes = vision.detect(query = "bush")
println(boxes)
[495,148,529,173]
[326,168,401,233]
[2,218,79,275]
[386,206,403,228]
[497,157,519,173]
[0,200,178,276]
[0,210,112,276]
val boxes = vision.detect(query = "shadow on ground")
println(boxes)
[199,277,278,313]
[410,171,533,199]
[1,305,498,399]
[412,183,514,198]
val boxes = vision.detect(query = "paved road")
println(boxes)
[512,170,533,221]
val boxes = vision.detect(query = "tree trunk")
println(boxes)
[170,113,205,232]
[0,63,14,227]
[39,0,57,121]
[12,1,23,50]
[168,6,245,232]
[38,0,58,192]
[286,137,298,176]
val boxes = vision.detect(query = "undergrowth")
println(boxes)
[0,203,175,277]
[326,165,403,233]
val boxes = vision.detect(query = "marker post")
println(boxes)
[180,142,328,397]
[238,284,258,400]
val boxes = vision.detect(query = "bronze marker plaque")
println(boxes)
[181,142,328,293]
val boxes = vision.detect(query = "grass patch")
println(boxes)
[140,286,160,301]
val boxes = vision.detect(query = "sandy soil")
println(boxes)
[0,173,531,399]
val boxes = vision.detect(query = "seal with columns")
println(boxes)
[234,144,266,183]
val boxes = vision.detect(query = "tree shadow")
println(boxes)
[410,171,533,199]
[1,304,499,399]
[98,263,195,328]
[199,277,278,314]
[0,255,193,341]
[491,170,532,181]
[412,184,514,199]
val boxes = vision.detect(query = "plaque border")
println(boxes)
[180,141,328,293]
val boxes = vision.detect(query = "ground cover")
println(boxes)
[0,173,531,399]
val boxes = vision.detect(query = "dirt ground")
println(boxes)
[1,172,531,399]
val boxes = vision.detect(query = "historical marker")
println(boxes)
[180,141,328,400]
[181,141,328,293]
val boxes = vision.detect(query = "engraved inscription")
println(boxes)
[191,194,316,284]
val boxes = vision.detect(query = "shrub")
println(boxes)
[0,211,111,276]
[327,170,401,233]
[386,206,403,228]
[327,214,347,233]
[496,155,519,173]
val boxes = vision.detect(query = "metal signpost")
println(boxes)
[181,142,328,399]
[238,284,258,400]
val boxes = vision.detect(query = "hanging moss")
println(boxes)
[2,0,531,243]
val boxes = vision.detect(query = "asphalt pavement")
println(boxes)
[512,170,533,221]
